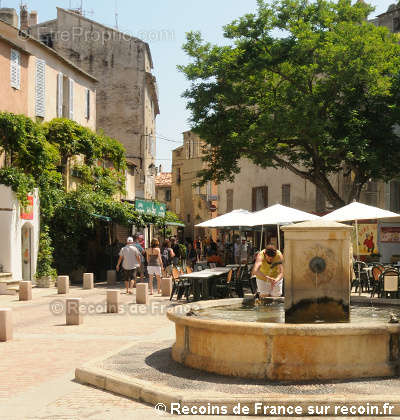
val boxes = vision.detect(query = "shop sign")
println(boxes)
[21,195,34,220]
[381,226,400,243]
[135,199,166,218]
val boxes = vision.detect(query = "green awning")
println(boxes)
[92,213,112,222]
[166,221,185,227]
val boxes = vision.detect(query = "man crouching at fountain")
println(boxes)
[253,245,284,297]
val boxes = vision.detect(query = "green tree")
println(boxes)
[180,0,400,207]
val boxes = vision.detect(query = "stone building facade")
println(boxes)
[0,11,97,289]
[29,7,160,201]
[0,14,97,193]
[155,171,172,211]
[171,131,217,240]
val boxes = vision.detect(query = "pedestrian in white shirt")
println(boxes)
[116,237,141,294]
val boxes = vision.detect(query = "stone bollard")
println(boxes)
[83,273,94,290]
[19,281,32,301]
[107,290,119,313]
[0,308,12,341]
[57,276,69,294]
[107,270,117,286]
[161,277,172,297]
[136,283,148,304]
[66,298,82,325]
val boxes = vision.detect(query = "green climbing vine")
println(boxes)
[0,112,181,277]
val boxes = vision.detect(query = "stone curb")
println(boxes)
[75,346,400,416]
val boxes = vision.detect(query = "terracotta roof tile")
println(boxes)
[155,172,172,186]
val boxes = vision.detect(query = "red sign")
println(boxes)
[21,195,34,220]
[209,204,217,212]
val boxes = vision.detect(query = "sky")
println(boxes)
[2,0,397,171]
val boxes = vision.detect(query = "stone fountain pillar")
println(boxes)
[282,220,353,323]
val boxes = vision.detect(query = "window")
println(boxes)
[390,181,400,212]
[175,198,181,214]
[85,88,90,120]
[206,181,212,200]
[394,17,400,32]
[165,189,171,202]
[185,141,189,159]
[315,187,326,213]
[226,189,233,213]
[57,73,63,118]
[10,49,20,90]
[282,184,291,206]
[176,168,181,185]
[68,78,74,120]
[252,186,268,211]
[363,181,378,206]
[35,58,46,117]
[187,214,191,223]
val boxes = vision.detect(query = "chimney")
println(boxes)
[0,8,18,27]
[20,5,28,31]
[28,11,38,27]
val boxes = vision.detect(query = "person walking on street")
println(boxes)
[116,237,141,294]
[133,234,146,283]
[161,239,175,275]
[146,238,163,295]
[170,237,181,267]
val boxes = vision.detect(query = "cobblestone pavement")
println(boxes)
[0,284,188,419]
[1,287,399,419]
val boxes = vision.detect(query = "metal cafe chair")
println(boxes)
[213,270,233,299]
[380,269,400,299]
[170,267,190,301]
[352,261,369,293]
[370,265,384,298]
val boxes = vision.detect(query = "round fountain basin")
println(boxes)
[167,298,400,381]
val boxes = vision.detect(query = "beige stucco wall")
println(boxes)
[0,19,96,128]
[0,39,29,115]
[171,131,217,239]
[30,8,158,200]
[25,52,96,128]
[218,158,318,214]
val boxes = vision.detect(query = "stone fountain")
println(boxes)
[167,220,400,381]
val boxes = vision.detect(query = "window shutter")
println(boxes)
[35,58,46,117]
[57,73,63,118]
[10,49,20,89]
[252,188,256,212]
[226,189,233,213]
[185,141,189,159]
[282,184,290,206]
[69,78,74,120]
[85,88,90,120]
[262,186,268,208]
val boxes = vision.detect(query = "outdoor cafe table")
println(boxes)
[179,267,233,301]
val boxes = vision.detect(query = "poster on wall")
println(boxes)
[352,223,378,255]
[20,195,34,220]
[381,227,400,243]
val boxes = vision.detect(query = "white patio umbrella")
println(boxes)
[195,209,254,228]
[321,201,400,259]
[249,204,320,250]
[196,209,254,265]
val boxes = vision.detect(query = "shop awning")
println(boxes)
[166,221,185,227]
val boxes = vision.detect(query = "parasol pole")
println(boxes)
[355,219,360,260]
[259,225,264,251]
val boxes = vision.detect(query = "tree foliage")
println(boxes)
[0,112,181,276]
[180,0,400,206]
